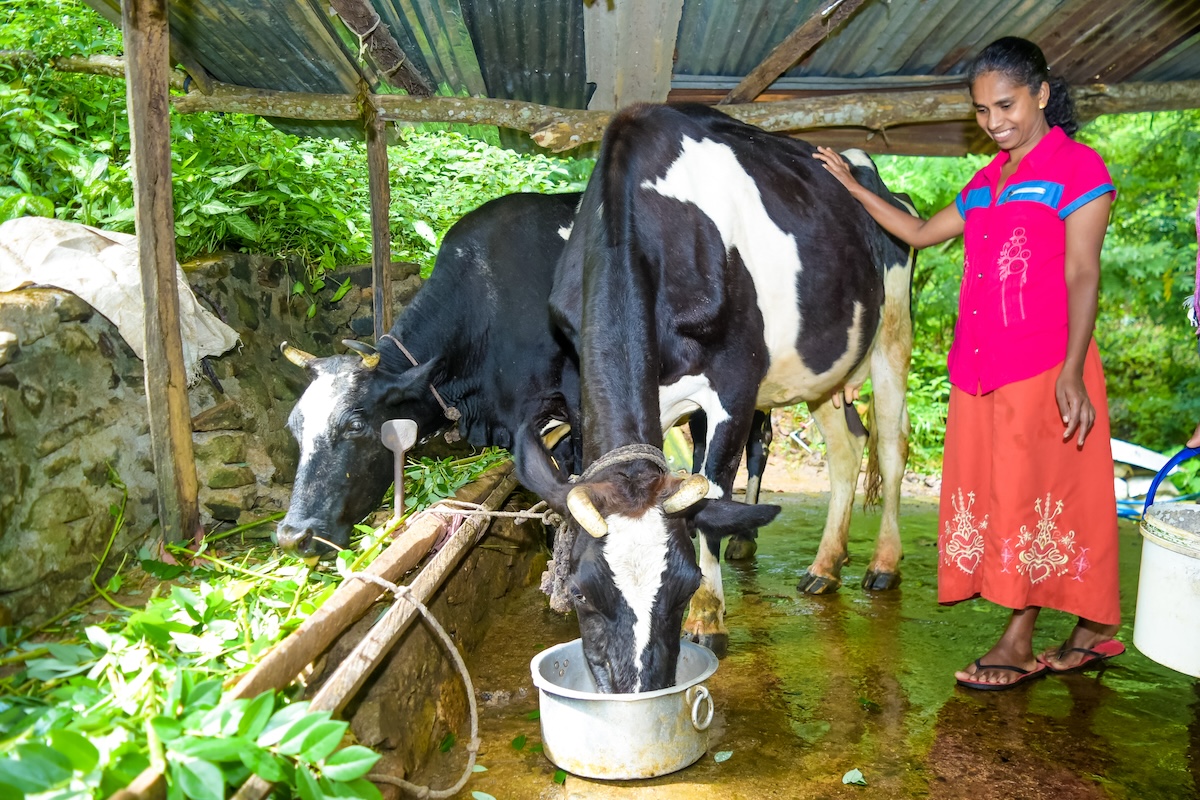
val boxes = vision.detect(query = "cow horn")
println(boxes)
[280,341,317,368]
[342,339,380,370]
[567,486,607,538]
[663,474,711,514]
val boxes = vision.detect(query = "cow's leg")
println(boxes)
[725,409,771,561]
[796,397,867,595]
[861,277,913,591]
[683,406,753,658]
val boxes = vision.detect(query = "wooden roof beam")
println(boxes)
[719,0,872,106]
[328,0,432,96]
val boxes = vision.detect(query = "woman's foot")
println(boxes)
[954,606,1042,688]
[955,640,1042,687]
[1039,619,1121,672]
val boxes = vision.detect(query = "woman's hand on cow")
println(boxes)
[1055,369,1095,447]
[813,146,861,193]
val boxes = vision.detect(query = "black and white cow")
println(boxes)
[275,192,583,557]
[517,103,916,693]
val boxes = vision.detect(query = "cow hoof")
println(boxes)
[862,569,901,591]
[686,631,729,658]
[796,571,841,595]
[724,536,757,561]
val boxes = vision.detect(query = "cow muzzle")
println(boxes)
[275,517,344,559]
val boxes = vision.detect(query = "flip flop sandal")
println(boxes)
[1041,639,1126,674]
[956,659,1049,691]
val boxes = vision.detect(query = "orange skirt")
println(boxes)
[937,340,1120,624]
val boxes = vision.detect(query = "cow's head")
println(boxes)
[275,340,441,558]
[516,425,779,693]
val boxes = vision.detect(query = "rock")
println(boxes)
[54,293,92,323]
[194,433,246,464]
[206,465,256,489]
[203,486,257,521]
[0,331,19,367]
[192,400,244,431]
[24,488,90,528]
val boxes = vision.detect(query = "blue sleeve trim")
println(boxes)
[1059,183,1115,219]
[956,192,965,218]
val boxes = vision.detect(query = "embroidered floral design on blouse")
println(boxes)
[1016,493,1077,584]
[942,488,988,574]
[997,227,1032,326]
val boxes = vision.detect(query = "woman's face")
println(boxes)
[970,71,1050,159]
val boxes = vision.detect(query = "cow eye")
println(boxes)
[345,417,368,435]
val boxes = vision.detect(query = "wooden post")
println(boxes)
[365,113,393,341]
[122,0,200,543]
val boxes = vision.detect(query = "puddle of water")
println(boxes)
[410,494,1200,799]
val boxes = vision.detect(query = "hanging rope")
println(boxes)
[340,570,476,799]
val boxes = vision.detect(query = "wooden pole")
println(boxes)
[121,0,200,544]
[365,113,393,341]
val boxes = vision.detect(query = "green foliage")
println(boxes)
[0,0,591,286]
[0,452,506,798]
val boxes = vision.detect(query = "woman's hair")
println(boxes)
[966,36,1078,136]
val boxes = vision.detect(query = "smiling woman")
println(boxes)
[815,35,1122,691]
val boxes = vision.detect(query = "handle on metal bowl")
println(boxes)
[689,685,714,731]
[1143,446,1200,516]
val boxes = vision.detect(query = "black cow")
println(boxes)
[276,192,583,556]
[517,103,916,693]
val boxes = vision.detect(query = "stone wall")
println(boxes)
[0,253,423,626]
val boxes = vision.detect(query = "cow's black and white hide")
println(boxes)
[517,103,916,692]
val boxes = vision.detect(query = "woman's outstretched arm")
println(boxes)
[814,146,965,249]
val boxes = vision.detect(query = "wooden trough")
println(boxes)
[111,460,546,800]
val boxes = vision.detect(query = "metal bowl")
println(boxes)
[529,639,718,779]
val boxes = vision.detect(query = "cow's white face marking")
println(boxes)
[658,374,729,498]
[558,224,573,241]
[294,368,357,464]
[642,136,871,405]
[603,509,670,693]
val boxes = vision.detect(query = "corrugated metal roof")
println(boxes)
[84,0,1200,156]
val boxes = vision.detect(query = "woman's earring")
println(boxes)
[1039,103,1046,109]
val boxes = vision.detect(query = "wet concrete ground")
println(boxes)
[411,494,1200,799]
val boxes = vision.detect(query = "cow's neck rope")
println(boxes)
[545,443,671,613]
[378,333,462,441]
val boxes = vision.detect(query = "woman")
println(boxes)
[814,36,1123,690]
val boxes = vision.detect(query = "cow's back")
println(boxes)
[394,191,582,448]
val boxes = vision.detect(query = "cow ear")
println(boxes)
[514,422,570,512]
[690,499,781,538]
[380,357,440,402]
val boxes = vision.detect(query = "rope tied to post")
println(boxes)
[542,444,671,613]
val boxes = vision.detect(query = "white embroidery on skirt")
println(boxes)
[999,537,1016,573]
[1016,493,1077,584]
[943,488,988,574]
[1071,547,1092,582]
[997,227,1031,326]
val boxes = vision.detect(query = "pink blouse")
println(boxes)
[949,126,1115,394]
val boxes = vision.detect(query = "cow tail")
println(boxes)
[864,395,882,508]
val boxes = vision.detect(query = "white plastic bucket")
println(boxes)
[1133,447,1200,678]
[530,639,718,779]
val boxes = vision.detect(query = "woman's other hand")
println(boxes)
[1056,369,1095,447]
